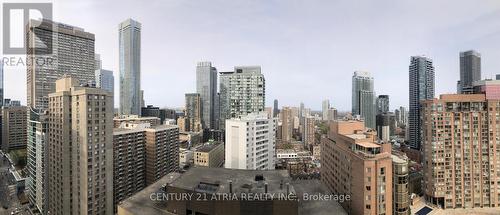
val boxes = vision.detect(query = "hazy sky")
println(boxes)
[3,0,500,111]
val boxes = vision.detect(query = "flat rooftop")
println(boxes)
[196,142,222,153]
[171,167,294,195]
[345,133,367,139]
[356,141,380,148]
[292,180,347,215]
[118,172,181,215]
[118,168,346,215]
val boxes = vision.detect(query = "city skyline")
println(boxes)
[2,1,500,214]
[2,0,500,111]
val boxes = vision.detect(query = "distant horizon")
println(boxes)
[2,0,500,111]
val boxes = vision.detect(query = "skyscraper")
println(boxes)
[376,95,389,114]
[96,69,114,93]
[352,71,375,129]
[95,54,102,70]
[47,76,113,215]
[299,102,305,118]
[225,112,276,170]
[408,56,434,149]
[303,116,315,146]
[322,99,330,120]
[280,107,293,142]
[0,61,3,107]
[219,66,265,129]
[185,93,202,132]
[458,50,481,94]
[27,19,96,111]
[196,62,217,129]
[26,20,96,214]
[119,18,141,115]
[273,99,279,117]
[394,106,408,128]
[26,107,48,214]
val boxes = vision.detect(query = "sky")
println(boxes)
[2,0,500,111]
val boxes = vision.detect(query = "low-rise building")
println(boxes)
[194,141,224,167]
[118,167,346,215]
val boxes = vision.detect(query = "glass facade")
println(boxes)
[119,19,141,115]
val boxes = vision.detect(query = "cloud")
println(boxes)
[3,0,500,111]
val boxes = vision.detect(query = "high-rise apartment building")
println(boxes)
[219,66,265,129]
[113,123,147,210]
[46,77,113,215]
[96,69,114,93]
[26,19,96,214]
[26,108,49,214]
[1,105,27,152]
[303,116,315,146]
[119,18,141,115]
[185,93,202,132]
[27,19,96,111]
[280,107,293,142]
[299,102,305,118]
[196,62,217,129]
[225,112,276,170]
[321,120,393,215]
[376,95,389,114]
[352,71,376,129]
[113,122,178,208]
[422,94,500,209]
[273,99,279,117]
[327,108,338,121]
[322,99,330,120]
[458,50,481,94]
[144,125,179,185]
[408,56,434,149]
[395,106,408,128]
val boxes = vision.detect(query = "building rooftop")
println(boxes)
[356,141,381,148]
[292,180,347,215]
[118,172,181,215]
[437,94,485,101]
[391,154,407,164]
[196,142,222,153]
[170,167,294,195]
[114,115,160,120]
[118,167,347,215]
[345,133,367,140]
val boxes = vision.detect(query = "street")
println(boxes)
[0,152,30,215]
